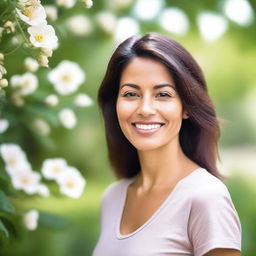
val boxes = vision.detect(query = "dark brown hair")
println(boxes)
[98,32,221,179]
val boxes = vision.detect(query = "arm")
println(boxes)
[204,248,240,256]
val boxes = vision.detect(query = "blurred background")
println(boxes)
[0,0,256,255]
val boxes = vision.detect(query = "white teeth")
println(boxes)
[135,124,161,130]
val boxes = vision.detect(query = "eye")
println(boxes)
[156,92,172,98]
[122,91,139,97]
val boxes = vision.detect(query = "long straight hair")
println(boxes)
[98,33,221,179]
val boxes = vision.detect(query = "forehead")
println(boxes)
[120,57,175,86]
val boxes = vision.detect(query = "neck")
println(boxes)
[135,140,198,191]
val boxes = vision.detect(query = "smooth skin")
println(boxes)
[116,57,240,256]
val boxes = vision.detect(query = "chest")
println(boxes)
[119,187,174,235]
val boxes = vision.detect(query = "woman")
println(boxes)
[92,33,241,256]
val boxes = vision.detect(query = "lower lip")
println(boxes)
[132,125,163,135]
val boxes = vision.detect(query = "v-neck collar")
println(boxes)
[116,167,204,239]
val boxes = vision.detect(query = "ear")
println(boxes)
[182,111,189,119]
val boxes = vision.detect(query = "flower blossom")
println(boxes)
[58,108,77,129]
[8,166,41,195]
[0,119,9,133]
[95,12,117,34]
[57,166,86,199]
[16,4,47,26]
[44,5,58,21]
[56,0,75,8]
[23,210,39,230]
[0,143,29,169]
[74,93,93,107]
[28,24,58,49]
[45,94,59,107]
[24,57,39,72]
[66,15,92,36]
[41,158,68,181]
[34,119,51,135]
[48,60,85,95]
[11,72,38,96]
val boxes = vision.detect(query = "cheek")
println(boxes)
[158,102,183,119]
[116,100,133,122]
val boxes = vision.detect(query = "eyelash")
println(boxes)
[121,92,172,98]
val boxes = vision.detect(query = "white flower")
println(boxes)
[58,108,77,129]
[45,94,58,107]
[16,5,47,26]
[24,210,39,231]
[24,57,39,72]
[0,143,28,169]
[56,0,75,8]
[19,72,38,95]
[34,119,51,135]
[0,119,9,133]
[9,167,41,194]
[57,166,86,199]
[36,184,50,197]
[44,5,58,21]
[95,12,117,34]
[74,93,93,107]
[10,75,21,87]
[28,24,58,49]
[41,158,68,181]
[48,60,85,95]
[66,15,92,36]
[81,0,93,8]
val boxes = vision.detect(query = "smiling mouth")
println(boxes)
[132,123,165,131]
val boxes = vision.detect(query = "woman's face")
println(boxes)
[116,57,187,152]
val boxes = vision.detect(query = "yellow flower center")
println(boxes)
[23,79,31,88]
[66,180,75,189]
[62,74,71,83]
[35,34,44,42]
[23,8,34,19]
[7,156,17,166]
[21,177,29,185]
[53,167,61,173]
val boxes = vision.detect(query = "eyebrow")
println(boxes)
[119,83,176,91]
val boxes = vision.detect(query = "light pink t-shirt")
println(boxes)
[92,168,241,256]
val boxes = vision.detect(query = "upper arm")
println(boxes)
[204,248,240,256]
[188,184,241,256]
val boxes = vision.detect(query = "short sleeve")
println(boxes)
[188,184,241,256]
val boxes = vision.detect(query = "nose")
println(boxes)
[136,95,156,117]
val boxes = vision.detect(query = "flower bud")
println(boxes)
[81,0,93,8]
[38,55,49,67]
[0,79,8,88]
[0,53,4,61]
[45,94,59,107]
[40,48,53,57]
[4,21,15,33]
[0,65,7,75]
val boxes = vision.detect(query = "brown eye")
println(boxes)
[122,92,139,97]
[156,92,172,98]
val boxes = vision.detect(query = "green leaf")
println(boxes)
[0,191,15,213]
[0,219,9,238]
[39,211,71,229]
